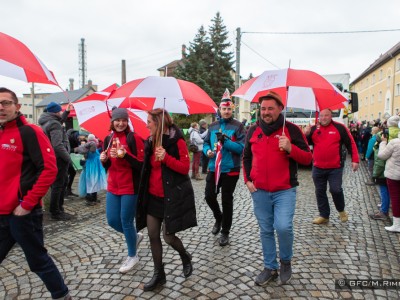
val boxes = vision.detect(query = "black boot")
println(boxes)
[180,251,193,278]
[143,264,166,291]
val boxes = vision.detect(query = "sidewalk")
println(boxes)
[1,159,400,299]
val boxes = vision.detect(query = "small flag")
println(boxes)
[214,140,223,193]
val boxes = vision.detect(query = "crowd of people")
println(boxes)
[1,85,400,299]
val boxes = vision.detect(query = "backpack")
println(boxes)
[189,132,199,153]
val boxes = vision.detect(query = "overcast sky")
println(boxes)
[2,0,400,97]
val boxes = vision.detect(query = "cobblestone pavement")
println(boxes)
[1,159,400,299]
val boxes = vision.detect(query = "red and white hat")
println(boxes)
[220,88,232,107]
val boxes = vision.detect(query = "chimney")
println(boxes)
[181,44,187,59]
[87,79,92,87]
[69,78,74,91]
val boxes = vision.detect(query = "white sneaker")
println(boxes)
[137,232,143,249]
[119,255,139,273]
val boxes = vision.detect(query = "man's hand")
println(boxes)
[207,150,215,158]
[13,205,30,216]
[303,125,311,136]
[352,162,359,172]
[216,132,225,144]
[279,135,292,153]
[246,181,257,193]
[66,103,74,112]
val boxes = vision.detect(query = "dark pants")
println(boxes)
[67,163,76,191]
[312,166,345,218]
[50,158,69,216]
[0,208,69,299]
[204,172,239,235]
[201,153,209,174]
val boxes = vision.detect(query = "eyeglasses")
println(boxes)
[0,100,15,107]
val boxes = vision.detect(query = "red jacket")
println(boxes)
[0,114,57,214]
[308,121,359,169]
[243,121,312,192]
[102,131,144,195]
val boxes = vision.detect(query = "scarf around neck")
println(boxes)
[258,114,284,136]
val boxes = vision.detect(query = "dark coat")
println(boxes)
[136,124,197,234]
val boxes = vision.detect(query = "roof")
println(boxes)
[36,87,96,107]
[157,59,184,71]
[351,41,400,84]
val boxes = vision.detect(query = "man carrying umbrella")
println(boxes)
[203,91,245,247]
[304,108,359,225]
[243,91,312,285]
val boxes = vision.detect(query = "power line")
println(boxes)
[242,28,400,35]
[241,40,280,69]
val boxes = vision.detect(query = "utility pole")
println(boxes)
[31,83,35,124]
[235,27,241,119]
[79,38,87,88]
[121,59,126,85]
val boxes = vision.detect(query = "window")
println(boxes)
[372,74,375,84]
[387,75,391,87]
[396,83,400,96]
[371,94,374,104]
[397,58,400,71]
[386,98,390,109]
[366,78,369,87]
[28,114,32,118]
[379,91,382,102]
[380,69,383,80]
[371,114,374,120]
[365,97,368,106]
[378,112,382,119]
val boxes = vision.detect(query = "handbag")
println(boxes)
[189,132,199,153]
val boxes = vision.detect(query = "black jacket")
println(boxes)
[136,124,197,234]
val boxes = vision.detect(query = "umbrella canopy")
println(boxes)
[73,100,149,141]
[0,32,58,85]
[61,84,119,118]
[232,68,347,111]
[107,76,218,114]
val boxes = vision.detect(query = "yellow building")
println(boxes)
[351,42,400,122]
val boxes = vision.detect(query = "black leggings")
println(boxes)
[146,214,186,269]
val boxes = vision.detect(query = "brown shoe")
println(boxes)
[195,174,203,180]
[339,211,348,222]
[312,216,329,224]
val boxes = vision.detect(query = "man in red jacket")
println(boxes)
[243,92,312,286]
[304,109,359,225]
[0,88,71,300]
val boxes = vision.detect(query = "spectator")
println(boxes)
[66,128,81,197]
[378,115,400,232]
[365,127,380,185]
[38,101,74,221]
[74,134,107,205]
[198,119,209,174]
[0,87,72,300]
[188,122,204,180]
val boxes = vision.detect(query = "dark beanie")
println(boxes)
[46,102,62,113]
[111,107,129,122]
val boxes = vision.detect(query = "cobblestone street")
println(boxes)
[1,159,400,299]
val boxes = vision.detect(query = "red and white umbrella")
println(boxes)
[73,100,149,141]
[232,68,347,111]
[107,76,218,114]
[0,32,58,85]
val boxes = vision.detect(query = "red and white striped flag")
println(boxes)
[214,140,223,193]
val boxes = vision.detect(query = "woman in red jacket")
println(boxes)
[100,108,145,274]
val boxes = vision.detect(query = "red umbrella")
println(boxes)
[73,100,149,141]
[232,68,347,111]
[107,76,218,114]
[0,32,58,85]
[60,84,120,118]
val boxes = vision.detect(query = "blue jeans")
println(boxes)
[251,188,296,270]
[379,185,390,214]
[312,167,345,218]
[0,208,69,299]
[106,192,138,257]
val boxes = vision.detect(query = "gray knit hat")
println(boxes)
[111,107,129,122]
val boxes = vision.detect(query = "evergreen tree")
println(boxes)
[208,12,235,105]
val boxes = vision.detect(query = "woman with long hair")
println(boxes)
[100,108,145,273]
[137,108,197,291]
